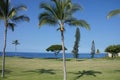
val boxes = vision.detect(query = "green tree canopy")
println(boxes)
[46,44,67,53]
[46,44,67,59]
[105,44,120,58]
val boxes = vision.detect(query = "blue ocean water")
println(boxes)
[0,52,107,59]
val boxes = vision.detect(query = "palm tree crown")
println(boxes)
[12,40,20,52]
[12,40,20,46]
[0,0,29,30]
[39,0,90,30]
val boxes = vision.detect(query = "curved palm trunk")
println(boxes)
[1,26,8,78]
[61,31,67,80]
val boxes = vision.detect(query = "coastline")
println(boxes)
[0,52,107,59]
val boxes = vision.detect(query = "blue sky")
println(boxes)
[0,0,120,53]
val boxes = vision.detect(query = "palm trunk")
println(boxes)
[15,45,17,56]
[1,26,8,78]
[15,45,17,52]
[61,31,67,80]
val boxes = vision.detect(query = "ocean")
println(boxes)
[0,52,107,59]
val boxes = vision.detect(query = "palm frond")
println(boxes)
[12,40,20,45]
[15,5,27,11]
[39,12,50,19]
[67,19,90,30]
[39,16,57,27]
[51,0,60,9]
[71,3,83,12]
[40,2,57,19]
[0,11,4,19]
[8,5,27,19]
[51,0,64,20]
[8,8,17,19]
[0,0,7,17]
[39,11,58,26]
[107,9,120,19]
[6,0,10,16]
[64,2,83,20]
[12,15,30,22]
[8,23,16,31]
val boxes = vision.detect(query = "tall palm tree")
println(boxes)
[0,0,29,78]
[12,40,20,52]
[107,9,120,19]
[39,0,90,80]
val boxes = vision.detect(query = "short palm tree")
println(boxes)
[0,0,29,78]
[39,0,90,80]
[12,40,20,52]
[107,9,120,19]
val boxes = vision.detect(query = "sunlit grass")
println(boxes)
[0,57,120,80]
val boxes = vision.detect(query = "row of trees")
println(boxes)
[0,0,90,79]
[0,0,120,80]
[72,28,97,58]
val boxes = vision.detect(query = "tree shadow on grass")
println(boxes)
[114,70,120,72]
[71,70,102,80]
[0,69,12,74]
[24,69,56,75]
[57,58,72,61]
[76,59,86,61]
[19,57,34,59]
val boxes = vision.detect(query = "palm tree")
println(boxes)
[39,0,90,80]
[107,9,120,19]
[12,40,20,52]
[0,0,29,78]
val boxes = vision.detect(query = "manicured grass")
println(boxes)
[0,57,120,80]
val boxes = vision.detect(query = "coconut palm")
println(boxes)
[0,0,29,78]
[39,0,90,80]
[12,40,20,52]
[107,9,120,19]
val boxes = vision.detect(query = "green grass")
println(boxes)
[0,57,120,80]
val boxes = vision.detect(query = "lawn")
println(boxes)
[0,57,120,80]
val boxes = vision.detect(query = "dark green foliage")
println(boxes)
[91,40,95,58]
[72,27,80,58]
[46,45,67,59]
[12,40,20,46]
[105,44,120,58]
[12,40,20,52]
[96,49,100,54]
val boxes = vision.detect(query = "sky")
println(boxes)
[0,0,120,53]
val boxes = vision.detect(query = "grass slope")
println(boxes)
[0,57,120,80]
